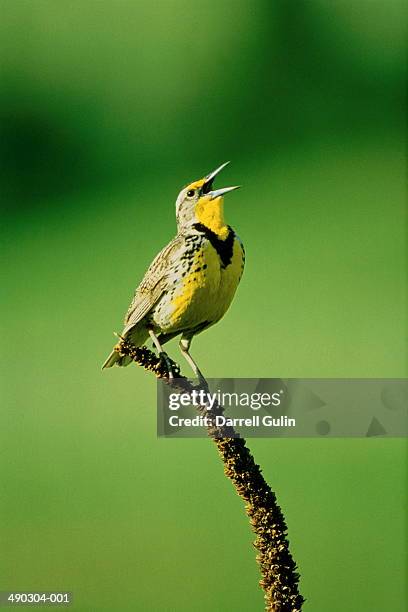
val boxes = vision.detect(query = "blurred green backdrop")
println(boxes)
[1,1,406,611]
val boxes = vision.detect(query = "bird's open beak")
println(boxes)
[209,185,240,199]
[202,161,241,199]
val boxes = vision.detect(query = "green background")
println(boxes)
[1,1,406,610]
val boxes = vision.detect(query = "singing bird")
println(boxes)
[102,162,245,381]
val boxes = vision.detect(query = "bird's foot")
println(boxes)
[159,351,175,382]
[195,371,209,393]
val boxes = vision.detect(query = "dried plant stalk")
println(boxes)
[115,338,304,612]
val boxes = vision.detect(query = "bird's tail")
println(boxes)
[101,350,133,369]
[102,326,149,370]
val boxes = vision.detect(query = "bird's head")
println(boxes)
[175,162,240,239]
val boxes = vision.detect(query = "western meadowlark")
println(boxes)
[102,162,245,381]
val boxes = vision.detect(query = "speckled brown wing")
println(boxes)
[122,233,185,334]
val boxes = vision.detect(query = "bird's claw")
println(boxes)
[197,373,209,393]
[159,352,174,382]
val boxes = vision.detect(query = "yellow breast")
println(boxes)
[168,233,244,332]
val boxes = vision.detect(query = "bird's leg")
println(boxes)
[179,337,208,391]
[148,329,174,381]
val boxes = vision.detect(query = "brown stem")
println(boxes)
[115,338,304,612]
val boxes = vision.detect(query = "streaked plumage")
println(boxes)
[102,162,244,378]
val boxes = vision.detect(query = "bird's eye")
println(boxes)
[186,189,195,198]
